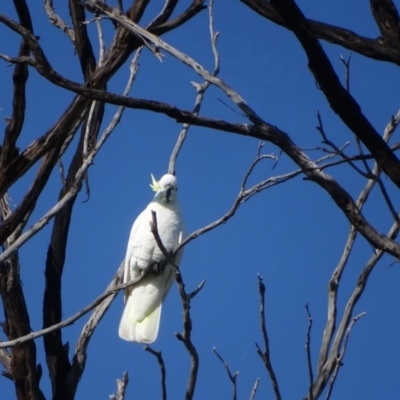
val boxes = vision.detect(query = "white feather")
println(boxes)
[119,174,184,343]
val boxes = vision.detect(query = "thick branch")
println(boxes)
[68,0,97,79]
[370,0,400,44]
[241,0,400,65]
[0,255,44,400]
[269,0,400,189]
[4,50,400,261]
[1,0,33,169]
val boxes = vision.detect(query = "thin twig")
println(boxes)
[88,2,265,125]
[169,0,220,174]
[249,377,260,400]
[68,260,124,390]
[174,149,299,256]
[144,346,167,400]
[316,107,400,380]
[316,111,374,179]
[339,54,351,93]
[325,312,366,400]
[313,217,400,398]
[212,347,239,400]
[305,303,314,400]
[255,275,282,400]
[150,211,202,400]
[0,269,144,349]
[0,48,142,264]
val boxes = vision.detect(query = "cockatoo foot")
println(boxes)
[152,259,168,274]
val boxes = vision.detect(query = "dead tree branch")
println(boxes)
[4,7,400,259]
[249,377,260,400]
[268,0,400,189]
[212,347,239,400]
[0,267,142,349]
[240,0,400,65]
[305,304,314,400]
[144,346,167,400]
[169,0,220,174]
[255,275,282,400]
[150,211,203,400]
[109,372,129,400]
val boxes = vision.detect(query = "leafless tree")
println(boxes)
[0,1,399,399]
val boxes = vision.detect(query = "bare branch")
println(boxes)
[0,269,144,349]
[212,347,239,400]
[174,155,300,255]
[241,0,400,65]
[0,0,33,170]
[370,0,400,44]
[269,0,400,189]
[255,275,282,400]
[95,17,105,65]
[4,10,399,260]
[150,211,201,400]
[313,217,400,398]
[44,0,75,41]
[144,346,167,400]
[169,0,220,174]
[316,112,374,179]
[68,0,96,80]
[315,108,400,396]
[249,377,260,400]
[324,313,366,400]
[0,341,12,379]
[67,261,124,395]
[305,303,314,400]
[0,48,141,263]
[339,54,351,93]
[109,372,129,400]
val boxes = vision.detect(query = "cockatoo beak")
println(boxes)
[165,185,172,202]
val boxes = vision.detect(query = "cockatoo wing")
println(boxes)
[118,234,184,343]
[119,268,171,343]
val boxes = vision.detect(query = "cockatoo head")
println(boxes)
[150,173,178,204]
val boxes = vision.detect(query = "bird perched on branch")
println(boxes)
[119,173,185,343]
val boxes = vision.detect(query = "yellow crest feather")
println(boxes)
[149,173,160,192]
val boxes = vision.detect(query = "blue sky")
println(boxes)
[1,0,400,399]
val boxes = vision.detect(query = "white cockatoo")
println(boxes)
[118,173,184,343]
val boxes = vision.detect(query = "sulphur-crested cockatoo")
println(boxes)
[119,173,184,343]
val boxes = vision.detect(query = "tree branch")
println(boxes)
[370,0,400,44]
[109,372,129,400]
[255,275,282,400]
[269,0,400,189]
[241,0,400,65]
[212,347,239,400]
[150,211,202,400]
[169,0,220,175]
[144,346,167,400]
[304,303,314,400]
[0,269,142,349]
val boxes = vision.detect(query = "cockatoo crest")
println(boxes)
[150,173,160,192]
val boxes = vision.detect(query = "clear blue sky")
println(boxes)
[1,1,400,399]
